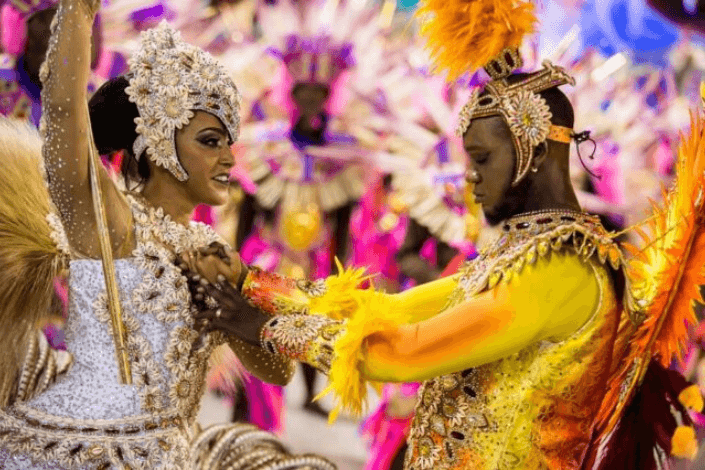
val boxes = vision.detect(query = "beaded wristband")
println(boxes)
[260,314,345,374]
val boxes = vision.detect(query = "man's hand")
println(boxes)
[176,242,246,287]
[189,276,269,346]
[176,246,267,346]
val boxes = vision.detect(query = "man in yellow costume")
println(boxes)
[182,0,705,468]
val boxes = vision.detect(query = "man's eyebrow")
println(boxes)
[464,144,487,151]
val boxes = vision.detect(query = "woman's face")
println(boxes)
[175,111,235,206]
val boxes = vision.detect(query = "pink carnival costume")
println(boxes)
[1,0,126,125]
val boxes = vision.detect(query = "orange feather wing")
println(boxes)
[594,109,705,438]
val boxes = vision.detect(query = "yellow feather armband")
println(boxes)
[251,261,415,422]
[309,263,414,422]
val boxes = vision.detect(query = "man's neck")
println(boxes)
[508,176,582,221]
[291,115,327,147]
[518,198,582,216]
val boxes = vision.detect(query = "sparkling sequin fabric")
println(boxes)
[0,195,224,470]
[404,211,624,470]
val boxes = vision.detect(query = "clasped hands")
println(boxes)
[175,242,268,346]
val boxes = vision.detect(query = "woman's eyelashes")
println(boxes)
[198,135,224,148]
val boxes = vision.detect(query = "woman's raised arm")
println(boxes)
[41,0,132,258]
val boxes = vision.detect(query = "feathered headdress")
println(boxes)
[416,0,538,81]
[268,35,356,85]
[256,0,369,87]
[416,0,575,186]
[586,86,705,467]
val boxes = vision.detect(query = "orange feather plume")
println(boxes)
[593,108,705,439]
[416,0,538,81]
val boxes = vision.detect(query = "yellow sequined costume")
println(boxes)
[246,210,626,469]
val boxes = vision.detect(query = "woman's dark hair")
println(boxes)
[88,76,150,188]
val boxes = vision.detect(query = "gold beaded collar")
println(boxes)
[456,209,623,301]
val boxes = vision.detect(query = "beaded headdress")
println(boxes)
[257,0,366,93]
[418,0,575,186]
[124,21,241,181]
[269,35,355,85]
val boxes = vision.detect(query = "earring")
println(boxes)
[530,166,539,173]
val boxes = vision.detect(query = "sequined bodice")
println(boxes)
[27,259,155,421]
[36,195,223,422]
[405,212,625,470]
[0,194,225,469]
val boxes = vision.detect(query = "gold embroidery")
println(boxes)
[0,405,188,469]
[405,211,624,470]
[455,210,621,301]
[261,314,345,374]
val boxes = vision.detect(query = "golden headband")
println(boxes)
[457,48,576,186]
[547,125,573,144]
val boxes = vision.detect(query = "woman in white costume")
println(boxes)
[0,0,335,468]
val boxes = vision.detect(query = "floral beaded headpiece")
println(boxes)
[418,0,576,186]
[268,35,355,86]
[125,21,241,181]
[456,48,575,185]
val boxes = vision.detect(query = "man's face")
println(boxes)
[291,83,330,118]
[463,115,522,226]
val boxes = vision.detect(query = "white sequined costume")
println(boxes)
[0,195,224,470]
[0,3,333,467]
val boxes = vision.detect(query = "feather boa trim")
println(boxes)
[0,118,65,407]
[307,261,415,422]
